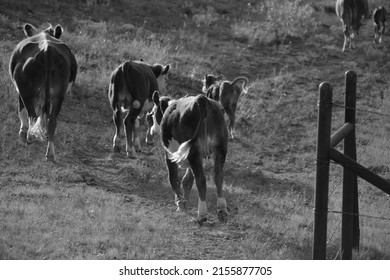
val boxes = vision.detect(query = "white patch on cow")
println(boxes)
[202,79,207,93]
[167,139,180,154]
[217,197,227,212]
[151,110,160,136]
[45,141,55,162]
[113,133,121,149]
[132,100,141,109]
[126,145,136,158]
[28,116,46,142]
[197,198,207,221]
[167,140,191,167]
[156,74,168,94]
[120,106,130,116]
[18,108,28,133]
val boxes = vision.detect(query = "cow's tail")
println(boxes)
[122,61,141,109]
[164,96,208,164]
[29,43,52,140]
[231,77,249,94]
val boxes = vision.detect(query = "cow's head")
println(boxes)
[146,91,171,141]
[23,23,63,39]
[202,74,224,93]
[151,64,170,94]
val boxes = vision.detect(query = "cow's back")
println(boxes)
[124,61,159,102]
[10,33,73,84]
[336,0,369,29]
[162,95,227,157]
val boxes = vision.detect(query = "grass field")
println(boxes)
[1,0,390,260]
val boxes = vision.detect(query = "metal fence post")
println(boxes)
[313,82,333,260]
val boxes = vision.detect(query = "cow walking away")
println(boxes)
[150,91,229,224]
[9,23,77,162]
[373,6,387,44]
[108,60,169,158]
[335,0,370,52]
[202,74,248,139]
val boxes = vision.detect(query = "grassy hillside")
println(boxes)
[1,0,390,259]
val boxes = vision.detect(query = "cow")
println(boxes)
[9,23,77,162]
[202,74,248,139]
[150,91,229,224]
[335,0,370,52]
[373,6,388,44]
[108,60,169,158]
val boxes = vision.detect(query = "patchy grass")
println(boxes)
[1,0,390,260]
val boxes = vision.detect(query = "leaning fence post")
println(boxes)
[313,82,333,260]
[341,70,359,259]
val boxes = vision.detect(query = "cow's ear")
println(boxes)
[23,23,37,37]
[152,91,160,105]
[217,75,224,80]
[162,65,170,75]
[54,25,63,39]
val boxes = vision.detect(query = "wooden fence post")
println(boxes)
[341,71,359,259]
[313,82,333,260]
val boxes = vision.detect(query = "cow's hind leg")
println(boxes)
[379,23,385,44]
[23,95,40,143]
[166,155,187,211]
[18,96,28,143]
[350,31,356,49]
[112,109,123,153]
[188,152,208,223]
[342,35,349,52]
[45,97,64,162]
[214,146,227,222]
[124,114,136,158]
[225,106,236,139]
[182,168,194,204]
[133,117,141,152]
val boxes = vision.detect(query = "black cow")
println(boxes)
[9,23,77,161]
[150,91,229,223]
[373,6,387,44]
[202,74,248,139]
[108,60,169,158]
[335,0,370,52]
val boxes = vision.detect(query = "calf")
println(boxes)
[373,6,387,44]
[202,74,248,139]
[9,23,77,161]
[108,60,169,158]
[151,91,229,223]
[335,0,369,52]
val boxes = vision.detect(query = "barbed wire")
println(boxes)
[328,209,390,222]
[332,103,390,119]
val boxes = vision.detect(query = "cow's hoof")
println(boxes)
[196,218,215,227]
[217,210,228,223]
[126,151,136,159]
[113,146,121,153]
[19,131,28,144]
[146,140,154,146]
[176,200,187,212]
[45,154,55,163]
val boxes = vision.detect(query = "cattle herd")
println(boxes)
[7,0,388,223]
